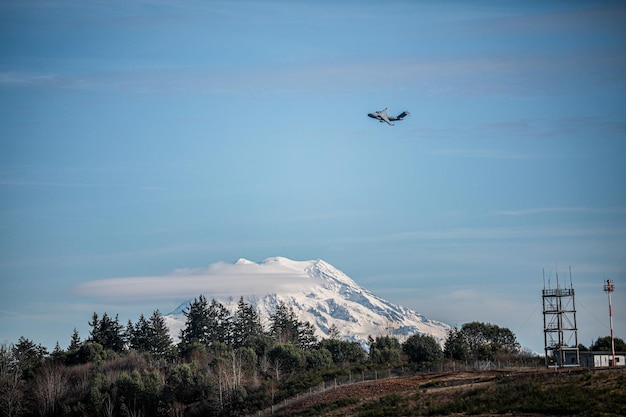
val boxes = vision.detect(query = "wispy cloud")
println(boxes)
[0,179,115,188]
[71,259,315,302]
[3,43,624,98]
[0,71,92,89]
[491,206,626,216]
[431,148,537,160]
[0,72,57,86]
[335,224,626,246]
[0,308,73,324]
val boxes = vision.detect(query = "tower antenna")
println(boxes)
[569,266,573,289]
[542,266,579,367]
[603,279,616,366]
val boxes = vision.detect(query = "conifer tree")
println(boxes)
[270,301,317,348]
[179,295,211,351]
[12,337,48,379]
[68,328,81,351]
[50,342,66,363]
[327,324,341,340]
[368,336,402,365]
[270,301,298,345]
[148,309,174,359]
[443,327,469,361]
[233,297,263,348]
[88,312,99,340]
[124,319,134,350]
[89,312,125,352]
[208,298,233,346]
[129,314,150,352]
[65,328,83,365]
[297,321,317,349]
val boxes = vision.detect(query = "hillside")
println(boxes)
[273,368,626,416]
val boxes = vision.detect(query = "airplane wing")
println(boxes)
[380,112,394,126]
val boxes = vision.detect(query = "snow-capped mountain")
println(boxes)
[164,257,450,347]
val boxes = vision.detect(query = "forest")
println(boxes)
[1,294,597,417]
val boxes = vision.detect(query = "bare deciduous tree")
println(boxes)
[33,364,69,416]
[170,401,186,417]
[103,394,115,417]
[0,342,24,417]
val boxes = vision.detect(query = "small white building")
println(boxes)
[580,351,625,368]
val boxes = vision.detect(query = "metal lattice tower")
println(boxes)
[542,268,580,367]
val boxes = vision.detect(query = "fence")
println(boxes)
[252,368,402,416]
[249,360,543,416]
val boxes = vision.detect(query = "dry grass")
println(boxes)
[275,368,626,416]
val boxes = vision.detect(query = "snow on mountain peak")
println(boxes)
[234,258,256,265]
[260,256,314,272]
[165,257,451,347]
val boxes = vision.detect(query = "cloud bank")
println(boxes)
[71,258,313,302]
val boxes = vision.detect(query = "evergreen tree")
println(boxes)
[270,300,317,348]
[319,339,366,365]
[304,347,333,370]
[245,333,275,368]
[208,298,233,346]
[297,321,317,349]
[148,309,174,359]
[403,334,443,365]
[88,312,99,341]
[73,341,106,364]
[65,328,83,365]
[327,324,341,340]
[270,301,297,344]
[268,343,304,380]
[444,327,469,361]
[68,328,81,351]
[179,296,234,350]
[590,336,626,352]
[233,297,264,348]
[124,319,134,351]
[12,337,48,379]
[368,336,402,365]
[179,295,211,351]
[50,342,66,363]
[129,314,150,352]
[89,312,125,352]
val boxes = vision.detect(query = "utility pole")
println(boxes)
[603,279,616,366]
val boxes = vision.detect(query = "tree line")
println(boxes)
[3,293,599,417]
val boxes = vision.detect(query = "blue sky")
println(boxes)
[1,0,625,354]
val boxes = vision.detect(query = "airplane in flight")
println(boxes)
[367,108,410,126]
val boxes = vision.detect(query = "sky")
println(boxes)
[1,0,625,355]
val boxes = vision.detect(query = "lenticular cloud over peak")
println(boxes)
[73,256,451,345]
[73,257,318,301]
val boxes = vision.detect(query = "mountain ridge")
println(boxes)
[164,257,451,347]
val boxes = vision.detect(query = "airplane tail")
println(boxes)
[396,111,410,120]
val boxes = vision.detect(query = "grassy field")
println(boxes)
[274,367,626,416]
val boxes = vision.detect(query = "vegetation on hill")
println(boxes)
[275,368,626,417]
[0,295,621,417]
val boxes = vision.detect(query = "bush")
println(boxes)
[403,334,443,365]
